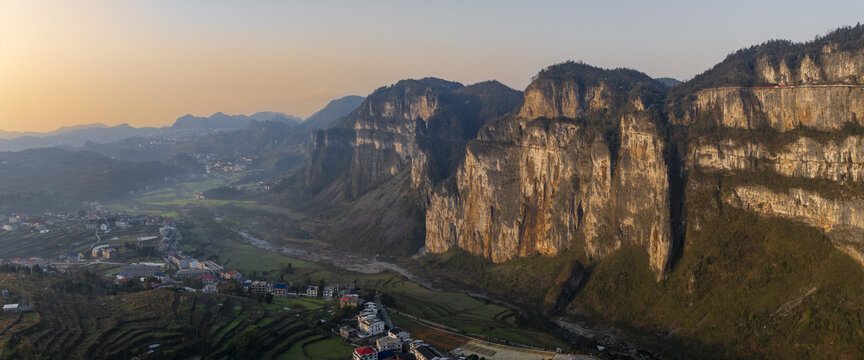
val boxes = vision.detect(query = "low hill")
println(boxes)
[0,148,180,212]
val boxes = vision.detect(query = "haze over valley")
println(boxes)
[2,2,864,360]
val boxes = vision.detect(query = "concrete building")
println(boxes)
[376,336,402,352]
[340,325,358,339]
[387,327,410,342]
[101,248,119,259]
[340,294,361,308]
[414,345,445,360]
[249,281,272,295]
[175,268,212,279]
[323,284,338,299]
[352,347,377,360]
[273,283,290,298]
[358,315,385,336]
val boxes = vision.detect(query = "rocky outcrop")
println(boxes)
[691,136,864,182]
[681,86,864,131]
[303,78,521,255]
[612,114,673,274]
[301,26,864,278]
[725,186,864,267]
[755,47,864,85]
[681,28,864,270]
[307,78,521,199]
[425,63,674,278]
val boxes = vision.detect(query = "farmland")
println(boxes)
[106,177,304,221]
[0,174,571,356]
[363,276,564,349]
[0,228,94,259]
[0,273,352,360]
[175,211,569,350]
[0,224,163,263]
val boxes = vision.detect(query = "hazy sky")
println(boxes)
[1,0,862,132]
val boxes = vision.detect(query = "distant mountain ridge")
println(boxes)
[171,111,302,131]
[0,99,364,152]
[0,123,112,140]
[301,95,365,131]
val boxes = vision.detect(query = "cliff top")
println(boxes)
[533,61,657,88]
[670,24,864,100]
[519,61,665,120]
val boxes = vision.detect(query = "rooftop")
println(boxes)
[354,347,377,355]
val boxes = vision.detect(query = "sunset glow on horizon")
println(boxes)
[1,0,862,132]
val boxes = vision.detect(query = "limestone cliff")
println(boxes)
[307,78,522,199]
[691,136,864,182]
[725,186,864,267]
[681,27,864,270]
[303,78,521,254]
[677,86,864,131]
[298,26,864,280]
[425,63,675,277]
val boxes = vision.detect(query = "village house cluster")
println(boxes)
[1,206,176,235]
[348,323,450,360]
[342,300,453,360]
[189,153,252,174]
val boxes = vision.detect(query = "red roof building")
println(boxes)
[353,346,378,360]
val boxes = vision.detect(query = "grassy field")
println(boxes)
[0,273,353,360]
[107,177,304,221]
[0,224,163,262]
[416,248,585,309]
[367,275,562,349]
[177,216,321,279]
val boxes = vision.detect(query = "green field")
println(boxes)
[359,275,563,348]
[177,216,321,279]
[106,177,304,221]
[0,273,352,360]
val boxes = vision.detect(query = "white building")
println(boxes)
[376,336,402,352]
[359,319,385,336]
[352,347,377,360]
[323,284,338,299]
[306,285,318,297]
[388,327,410,342]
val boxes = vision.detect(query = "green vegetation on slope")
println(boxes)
[567,206,864,359]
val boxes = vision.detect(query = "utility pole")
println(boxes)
[18,270,30,311]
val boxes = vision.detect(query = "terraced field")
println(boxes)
[0,274,351,359]
[0,228,94,259]
[0,224,162,261]
[359,275,564,349]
